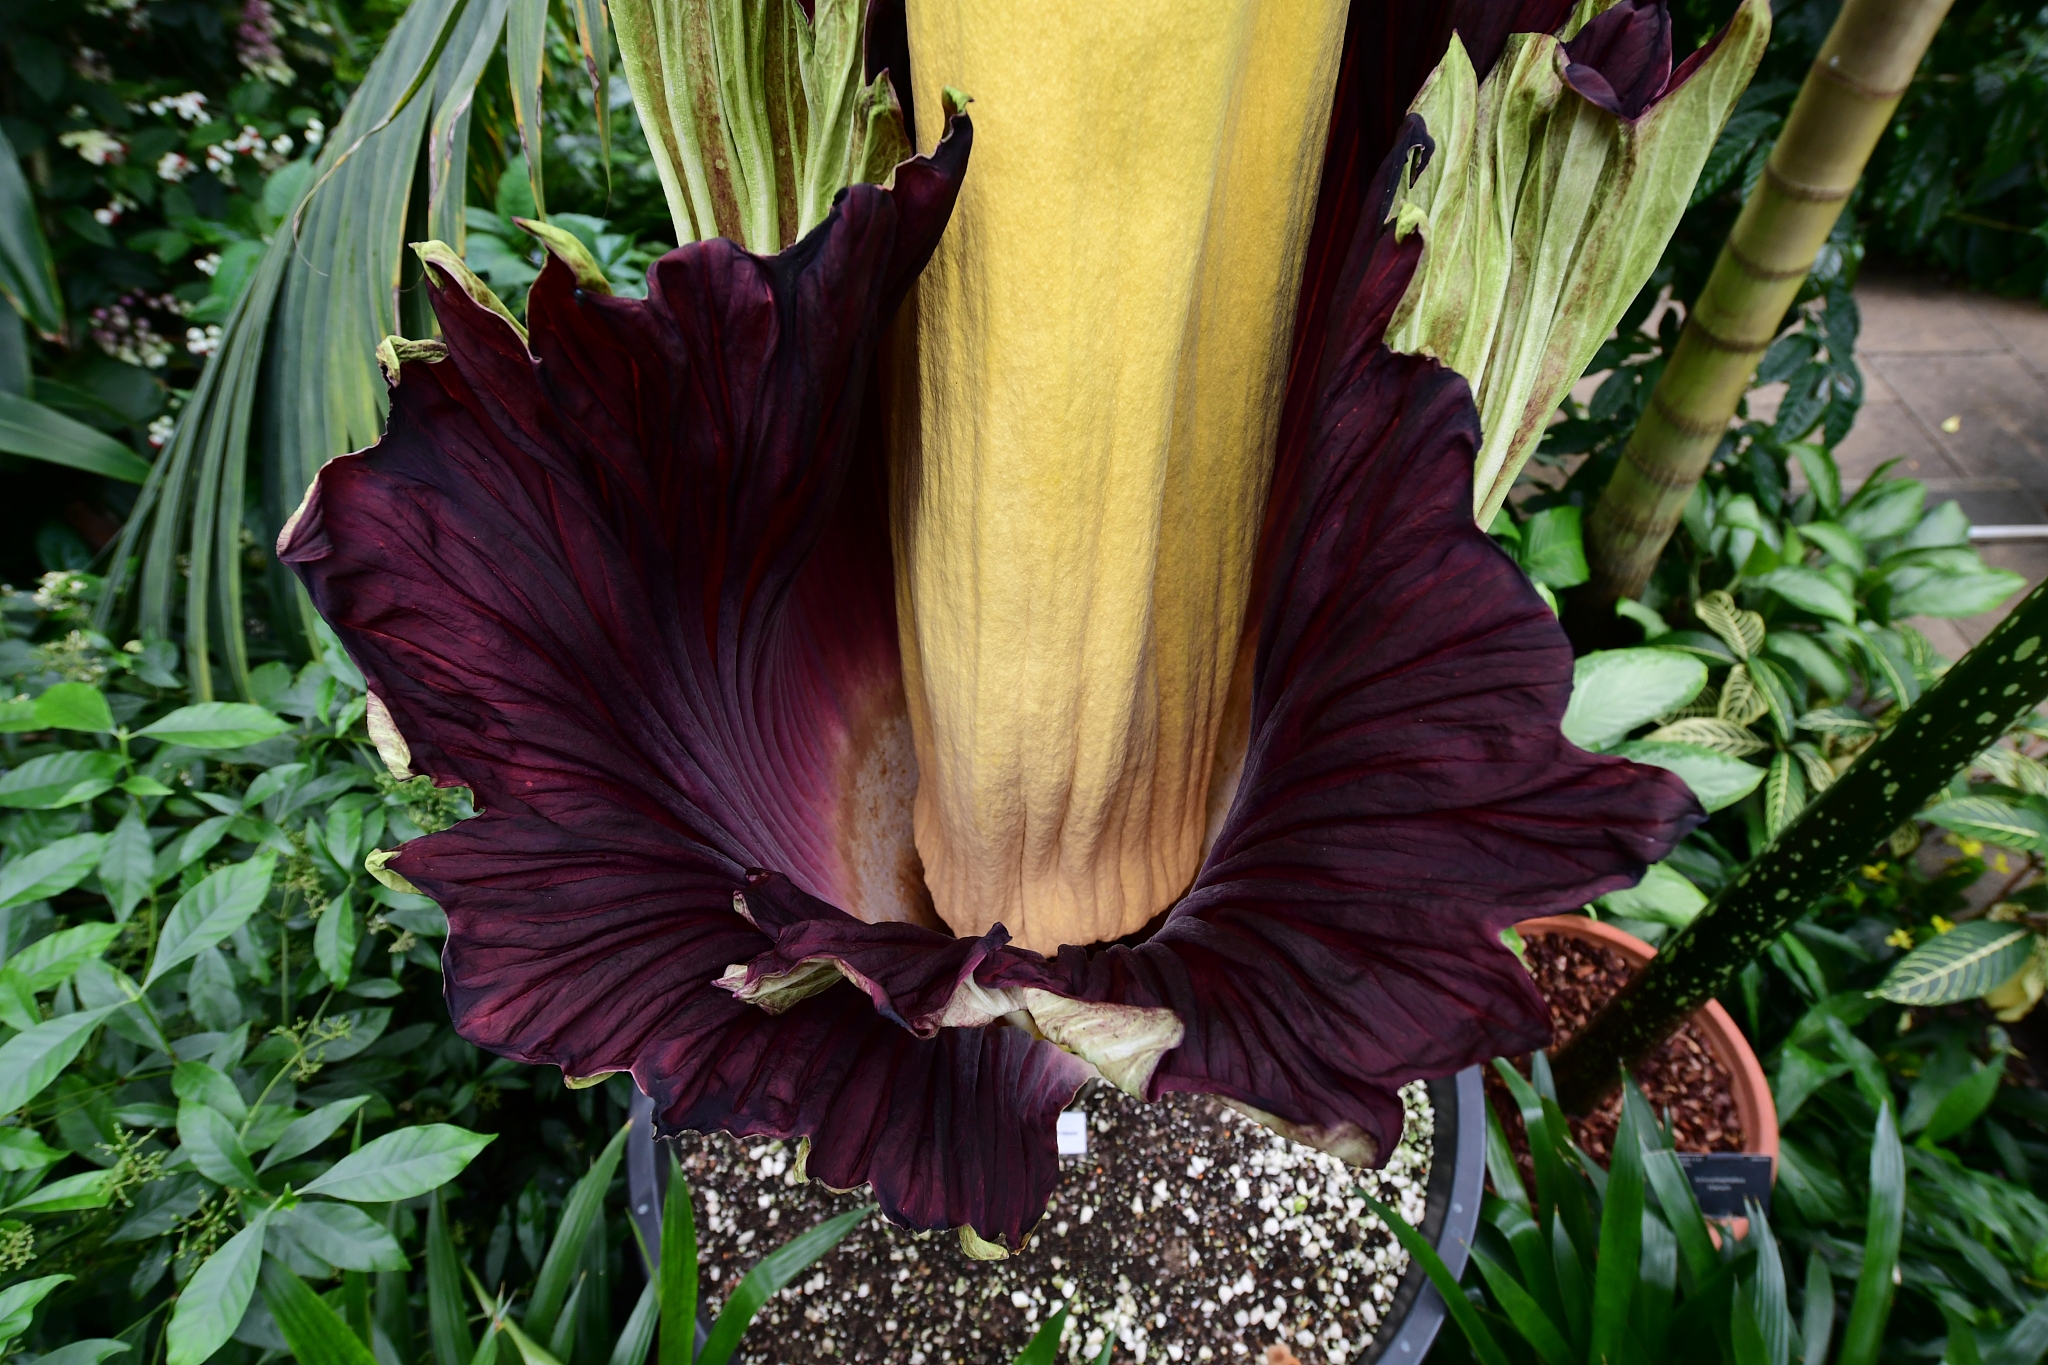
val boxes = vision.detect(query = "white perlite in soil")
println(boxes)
[666,1080,1434,1365]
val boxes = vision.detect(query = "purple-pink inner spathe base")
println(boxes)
[282,13,1702,1246]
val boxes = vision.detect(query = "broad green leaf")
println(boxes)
[145,854,277,986]
[1642,716,1769,757]
[33,683,114,734]
[0,392,148,482]
[315,889,358,989]
[99,811,156,922]
[1924,795,2048,854]
[0,1126,67,1172]
[166,1212,269,1365]
[1877,922,2036,1007]
[1919,1055,2006,1145]
[135,703,290,750]
[1596,862,1707,927]
[1696,589,1765,660]
[1752,567,1857,624]
[527,1121,631,1342]
[4,1169,115,1214]
[260,1259,380,1365]
[0,751,125,809]
[0,1274,72,1351]
[299,1124,494,1202]
[1788,445,1841,515]
[1888,564,2028,619]
[1611,739,1766,812]
[0,699,32,733]
[177,1102,260,1190]
[172,1061,250,1123]
[0,834,110,911]
[6,922,121,991]
[1841,479,1925,542]
[30,1341,129,1365]
[1519,506,1589,589]
[699,1204,872,1365]
[0,125,62,337]
[258,1095,372,1171]
[1561,649,1709,751]
[0,1006,118,1114]
[270,1200,409,1272]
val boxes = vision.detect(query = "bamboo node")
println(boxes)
[1809,57,1909,103]
[1725,238,1815,284]
[1682,315,1773,356]
[1621,425,1719,492]
[1762,161,1853,204]
[1648,388,1734,441]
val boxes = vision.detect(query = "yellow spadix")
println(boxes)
[895,0,1349,952]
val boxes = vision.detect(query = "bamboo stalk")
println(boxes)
[1550,577,2048,1115]
[1579,0,1954,614]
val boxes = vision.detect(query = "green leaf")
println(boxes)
[0,751,125,809]
[1520,506,1590,589]
[506,0,549,217]
[1596,862,1707,927]
[166,1212,269,1365]
[1562,649,1710,751]
[1920,1054,2005,1145]
[1590,1084,1646,1365]
[29,1340,129,1365]
[428,1191,475,1365]
[1010,1305,1069,1365]
[0,392,151,483]
[4,1169,115,1214]
[1887,565,2027,619]
[172,1061,249,1123]
[271,1200,410,1272]
[1924,795,2048,854]
[299,1124,494,1202]
[4,924,120,997]
[260,1259,381,1365]
[0,125,61,337]
[177,1102,260,1190]
[1468,1247,1574,1365]
[1801,1251,1834,1365]
[608,1282,658,1365]
[258,1096,372,1171]
[1752,567,1857,624]
[659,1150,696,1365]
[0,1274,72,1352]
[316,889,358,989]
[0,1006,118,1113]
[145,854,277,987]
[527,1121,632,1343]
[99,812,155,922]
[1876,921,2036,1006]
[1837,1106,1904,1365]
[136,703,290,750]
[0,834,111,911]
[1788,445,1842,515]
[699,1203,872,1365]
[0,1126,67,1172]
[33,684,114,734]
[1358,1190,1515,1365]
[1611,739,1766,812]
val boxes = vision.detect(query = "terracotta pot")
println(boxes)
[1515,914,1779,1175]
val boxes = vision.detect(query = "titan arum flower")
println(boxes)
[281,0,1759,1252]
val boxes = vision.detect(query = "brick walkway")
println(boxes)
[1810,272,2048,657]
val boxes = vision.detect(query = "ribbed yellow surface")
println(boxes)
[895,0,1348,951]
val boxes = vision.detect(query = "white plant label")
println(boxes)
[1056,1110,1088,1156]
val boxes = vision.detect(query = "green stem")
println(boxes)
[1551,578,2048,1115]
[1576,0,1954,619]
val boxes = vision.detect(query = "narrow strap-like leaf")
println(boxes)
[1359,1190,1517,1365]
[1008,1304,1068,1365]
[1837,1105,1904,1365]
[260,1260,381,1365]
[658,1149,697,1365]
[427,1191,475,1365]
[527,1120,631,1342]
[697,1204,871,1365]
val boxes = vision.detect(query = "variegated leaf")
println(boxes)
[1765,750,1805,837]
[1644,716,1769,757]
[1797,705,1878,738]
[1791,742,1836,795]
[1922,794,2048,854]
[1876,921,2038,1007]
[1973,744,2048,799]
[1718,664,1768,726]
[1696,590,1764,660]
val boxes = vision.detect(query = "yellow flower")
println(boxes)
[1885,928,1915,950]
[1931,915,1956,935]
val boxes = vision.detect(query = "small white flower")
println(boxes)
[195,251,222,278]
[156,151,195,182]
[59,130,125,166]
[185,325,222,357]
[147,91,209,122]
